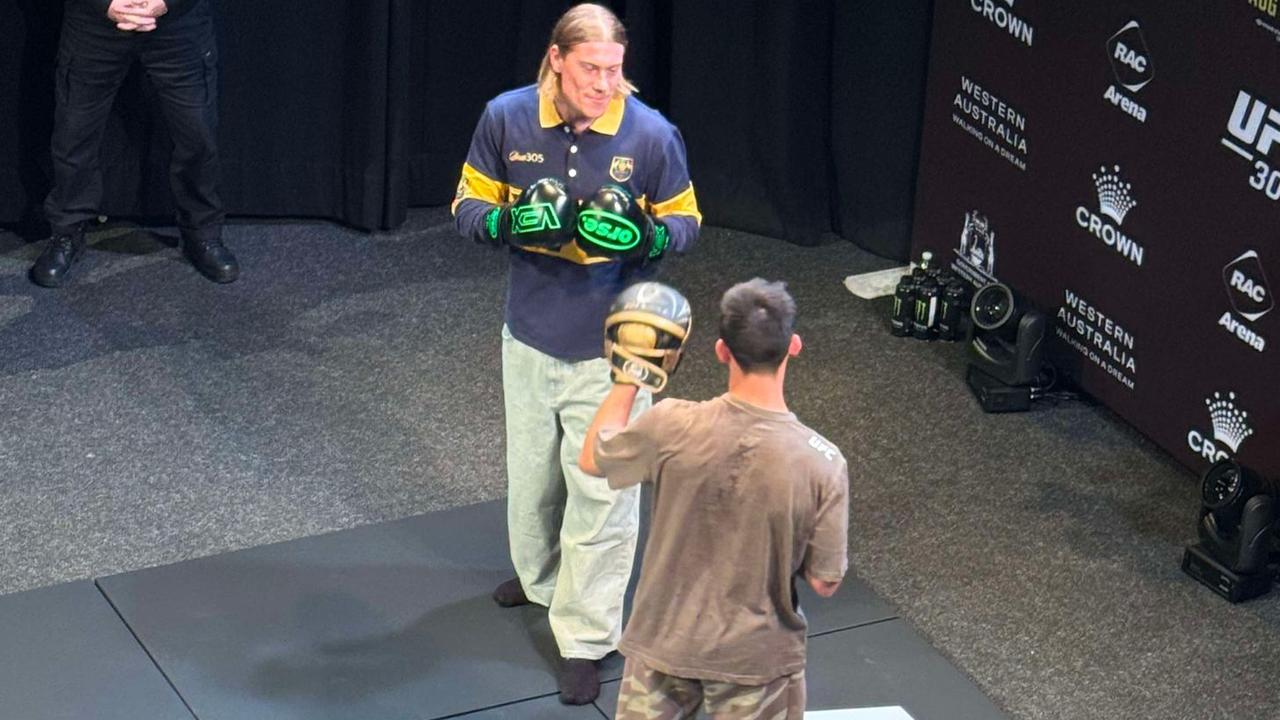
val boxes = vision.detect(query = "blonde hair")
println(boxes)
[537,3,637,97]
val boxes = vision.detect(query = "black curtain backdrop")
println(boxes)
[2,0,932,258]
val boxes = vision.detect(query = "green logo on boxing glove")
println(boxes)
[577,209,641,251]
[649,224,669,259]
[485,206,501,241]
[510,202,564,235]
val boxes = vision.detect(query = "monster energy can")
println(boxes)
[890,275,916,337]
[937,280,969,341]
[912,275,940,340]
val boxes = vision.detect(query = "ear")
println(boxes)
[548,45,564,73]
[788,333,802,358]
[715,338,732,366]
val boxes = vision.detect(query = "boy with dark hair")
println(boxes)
[581,278,849,719]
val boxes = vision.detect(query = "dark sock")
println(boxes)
[491,577,531,607]
[558,658,599,705]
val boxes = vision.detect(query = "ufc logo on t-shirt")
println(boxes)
[808,435,837,462]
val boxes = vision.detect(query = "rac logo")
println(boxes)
[1114,43,1147,73]
[1107,21,1154,92]
[1224,250,1273,321]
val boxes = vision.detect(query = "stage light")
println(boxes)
[1182,459,1278,603]
[964,283,1047,412]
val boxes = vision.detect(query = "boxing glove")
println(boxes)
[484,177,575,250]
[576,184,669,263]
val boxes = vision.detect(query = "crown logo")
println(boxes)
[1206,391,1254,453]
[1093,165,1137,225]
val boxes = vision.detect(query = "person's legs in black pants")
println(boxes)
[139,3,236,283]
[32,11,136,287]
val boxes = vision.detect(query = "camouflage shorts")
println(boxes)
[615,656,806,719]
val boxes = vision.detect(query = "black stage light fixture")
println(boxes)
[965,283,1046,412]
[1182,459,1278,602]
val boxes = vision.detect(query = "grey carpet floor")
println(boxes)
[1,208,1277,720]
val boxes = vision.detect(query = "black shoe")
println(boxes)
[557,658,599,705]
[182,235,239,283]
[492,577,531,608]
[29,226,86,288]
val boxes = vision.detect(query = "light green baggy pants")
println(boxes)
[501,325,650,659]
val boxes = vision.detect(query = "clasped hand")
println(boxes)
[107,0,168,32]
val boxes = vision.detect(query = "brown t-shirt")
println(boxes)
[594,393,849,684]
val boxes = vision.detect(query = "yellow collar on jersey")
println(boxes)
[539,91,625,136]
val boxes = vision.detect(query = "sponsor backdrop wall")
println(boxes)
[911,1,1279,479]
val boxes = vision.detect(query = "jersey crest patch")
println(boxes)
[609,156,635,182]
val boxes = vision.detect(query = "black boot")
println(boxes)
[492,577,532,607]
[557,658,600,705]
[29,225,86,288]
[182,234,239,283]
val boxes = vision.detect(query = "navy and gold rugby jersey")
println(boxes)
[453,84,701,361]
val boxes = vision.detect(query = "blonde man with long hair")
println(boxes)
[452,3,701,705]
